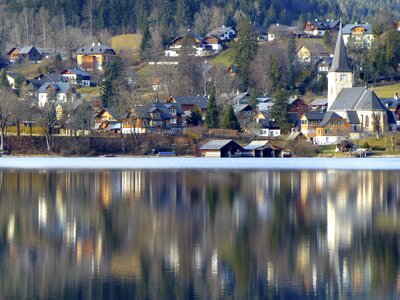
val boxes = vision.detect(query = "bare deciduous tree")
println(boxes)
[0,88,16,152]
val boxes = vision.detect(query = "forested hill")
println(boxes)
[0,0,399,47]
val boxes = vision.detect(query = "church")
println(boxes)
[327,30,397,137]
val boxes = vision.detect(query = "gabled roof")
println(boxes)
[76,44,115,55]
[38,82,75,94]
[303,111,325,121]
[330,87,387,111]
[208,26,235,37]
[260,120,280,129]
[345,110,360,124]
[243,140,272,150]
[234,104,252,113]
[311,98,328,106]
[329,87,365,110]
[36,73,65,82]
[62,69,91,77]
[169,96,208,109]
[329,32,351,72]
[27,79,51,90]
[287,112,300,125]
[318,111,343,127]
[341,24,372,35]
[200,139,240,150]
[287,131,305,141]
[387,110,397,125]
[309,20,340,30]
[354,89,387,111]
[19,46,38,55]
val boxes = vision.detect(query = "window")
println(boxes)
[365,115,369,128]
[325,129,330,134]
[340,74,347,81]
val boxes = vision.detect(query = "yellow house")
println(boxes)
[76,43,116,71]
[314,112,350,145]
[297,43,330,62]
[300,111,325,140]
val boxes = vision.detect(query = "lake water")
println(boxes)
[1,158,400,299]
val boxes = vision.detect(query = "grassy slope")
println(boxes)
[209,48,234,68]
[373,83,400,98]
[111,33,142,62]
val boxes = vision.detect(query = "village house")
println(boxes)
[36,73,66,82]
[166,96,208,116]
[61,69,91,87]
[310,98,328,111]
[317,57,333,73]
[258,120,281,137]
[165,31,219,57]
[7,46,42,63]
[253,25,267,41]
[94,108,120,130]
[243,140,281,157]
[288,97,312,116]
[267,24,295,41]
[38,82,78,107]
[76,43,116,71]
[300,111,325,141]
[297,43,331,62]
[327,30,396,137]
[341,24,374,48]
[314,111,350,145]
[200,139,243,157]
[207,26,236,41]
[303,20,340,37]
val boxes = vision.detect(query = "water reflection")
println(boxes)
[0,169,400,298]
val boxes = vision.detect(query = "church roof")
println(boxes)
[345,110,360,124]
[330,87,387,111]
[329,32,351,72]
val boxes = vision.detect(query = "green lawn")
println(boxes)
[209,48,234,68]
[111,33,142,62]
[373,83,400,98]
[77,86,100,96]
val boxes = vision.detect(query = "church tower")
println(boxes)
[327,30,353,110]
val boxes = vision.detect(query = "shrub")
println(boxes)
[361,141,370,149]
[289,141,320,157]
[371,145,385,151]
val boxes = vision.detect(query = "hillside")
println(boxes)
[111,34,142,63]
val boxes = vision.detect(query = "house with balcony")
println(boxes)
[76,43,116,71]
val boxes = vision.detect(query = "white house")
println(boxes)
[207,26,236,41]
[61,69,91,87]
[38,82,77,107]
[341,24,374,48]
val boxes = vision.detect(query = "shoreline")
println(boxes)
[1,156,400,170]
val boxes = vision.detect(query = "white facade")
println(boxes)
[38,92,77,107]
[258,128,281,137]
[327,71,353,110]
[62,74,90,87]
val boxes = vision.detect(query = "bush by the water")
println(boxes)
[288,141,320,157]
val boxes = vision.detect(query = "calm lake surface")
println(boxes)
[1,162,400,299]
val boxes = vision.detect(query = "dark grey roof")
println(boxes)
[342,24,372,35]
[27,79,51,90]
[304,111,325,121]
[329,87,366,110]
[200,139,235,150]
[310,20,340,30]
[19,46,37,54]
[38,82,74,93]
[208,26,235,37]
[76,44,115,55]
[260,120,280,129]
[345,110,360,124]
[318,111,343,127]
[354,89,387,110]
[387,110,397,125]
[311,98,328,106]
[62,69,91,77]
[329,32,351,72]
[171,96,208,109]
[287,112,300,125]
[268,24,291,33]
[36,73,65,82]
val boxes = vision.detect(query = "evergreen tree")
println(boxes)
[322,30,330,45]
[222,104,241,131]
[175,0,190,27]
[269,54,282,91]
[186,106,203,126]
[204,92,219,128]
[140,24,152,60]
[233,18,258,88]
[270,86,290,133]
[101,57,125,108]
[287,36,298,91]
[0,70,9,88]
[248,89,258,108]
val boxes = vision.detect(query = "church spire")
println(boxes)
[329,28,351,73]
